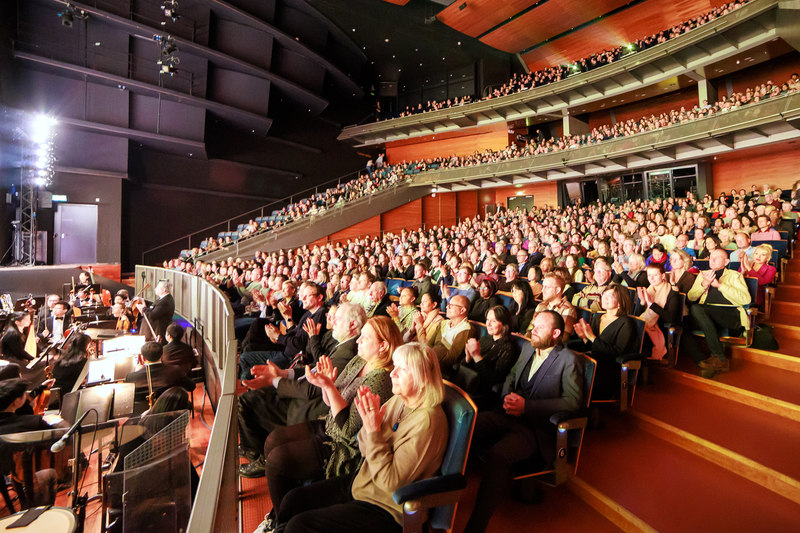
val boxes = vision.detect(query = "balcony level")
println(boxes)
[339,0,783,147]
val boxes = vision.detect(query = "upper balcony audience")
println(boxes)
[372,0,751,123]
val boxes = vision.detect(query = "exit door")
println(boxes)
[54,203,97,264]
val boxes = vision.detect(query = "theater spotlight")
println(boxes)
[59,9,74,27]
[158,56,179,76]
[155,34,179,57]
[161,0,181,25]
[58,4,87,28]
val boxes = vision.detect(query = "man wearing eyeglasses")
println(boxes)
[418,295,472,371]
[571,257,614,312]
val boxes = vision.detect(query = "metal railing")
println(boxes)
[191,177,416,263]
[134,266,239,533]
[141,168,369,265]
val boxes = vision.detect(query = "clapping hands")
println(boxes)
[354,385,385,433]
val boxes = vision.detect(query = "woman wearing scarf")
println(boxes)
[635,264,682,360]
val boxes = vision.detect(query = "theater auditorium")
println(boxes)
[1,0,799,531]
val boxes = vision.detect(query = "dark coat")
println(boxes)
[501,343,584,465]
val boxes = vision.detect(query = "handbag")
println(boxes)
[751,323,779,351]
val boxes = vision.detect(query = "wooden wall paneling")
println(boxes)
[611,86,699,124]
[478,189,495,216]
[722,52,800,96]
[493,181,558,208]
[480,0,632,54]
[422,194,441,228]
[521,0,727,71]
[588,110,613,130]
[328,215,381,244]
[439,193,458,228]
[436,0,538,38]
[380,199,422,234]
[386,124,510,165]
[711,142,800,193]
[456,190,479,221]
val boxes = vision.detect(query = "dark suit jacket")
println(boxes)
[502,343,583,464]
[162,340,197,375]
[275,336,358,426]
[371,295,393,317]
[144,294,175,342]
[125,362,196,404]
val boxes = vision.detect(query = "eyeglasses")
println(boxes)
[446,303,466,310]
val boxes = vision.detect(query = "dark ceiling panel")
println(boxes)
[520,0,729,71]
[480,0,632,53]
[436,0,538,38]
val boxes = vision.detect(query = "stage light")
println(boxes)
[59,9,74,27]
[459,3,467,10]
[158,57,179,76]
[161,0,181,24]
[34,177,47,187]
[37,169,48,177]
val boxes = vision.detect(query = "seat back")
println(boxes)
[496,291,513,309]
[744,277,758,307]
[470,321,488,339]
[386,278,404,298]
[511,333,529,356]
[579,353,597,411]
[429,382,477,530]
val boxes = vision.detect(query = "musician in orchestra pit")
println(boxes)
[136,281,175,345]
[35,294,60,338]
[39,301,71,345]
[112,303,133,332]
[124,342,195,414]
[52,334,90,393]
[115,289,130,305]
[162,323,197,376]
[0,379,57,505]
[1,312,34,363]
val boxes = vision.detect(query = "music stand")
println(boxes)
[14,297,45,312]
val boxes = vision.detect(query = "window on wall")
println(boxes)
[507,195,533,213]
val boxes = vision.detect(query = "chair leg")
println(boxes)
[0,475,15,513]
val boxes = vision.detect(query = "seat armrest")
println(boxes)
[616,353,643,365]
[393,474,467,505]
[550,409,589,430]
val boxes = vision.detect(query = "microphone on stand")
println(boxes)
[51,410,93,453]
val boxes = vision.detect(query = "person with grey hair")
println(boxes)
[136,280,175,345]
[365,281,391,317]
[238,303,365,478]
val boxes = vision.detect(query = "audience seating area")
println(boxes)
[164,181,799,529]
[373,0,750,123]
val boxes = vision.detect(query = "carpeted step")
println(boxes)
[666,358,800,422]
[772,284,800,302]
[576,414,800,533]
[630,377,800,501]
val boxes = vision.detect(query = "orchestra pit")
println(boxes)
[2,0,800,532]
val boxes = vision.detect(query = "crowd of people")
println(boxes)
[186,168,405,260]
[159,181,796,532]
[170,69,799,267]
[374,0,751,122]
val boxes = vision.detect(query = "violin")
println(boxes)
[33,366,53,416]
[127,283,151,321]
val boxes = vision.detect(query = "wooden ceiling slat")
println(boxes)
[382,0,411,5]
[436,0,539,38]
[520,0,729,71]
[480,0,632,53]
